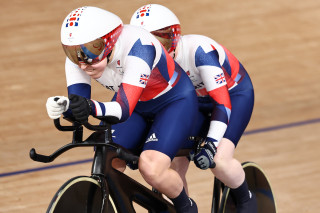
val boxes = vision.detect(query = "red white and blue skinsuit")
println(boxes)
[175,35,254,148]
[65,25,198,159]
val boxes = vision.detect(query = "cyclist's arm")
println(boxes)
[64,57,92,117]
[90,39,156,122]
[195,45,231,146]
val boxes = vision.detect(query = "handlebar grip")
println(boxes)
[54,116,120,132]
[54,118,78,131]
[116,148,139,163]
[82,121,108,131]
[29,148,52,163]
[82,116,120,131]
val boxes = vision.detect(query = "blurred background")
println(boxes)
[1,0,319,212]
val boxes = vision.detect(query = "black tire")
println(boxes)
[47,176,117,213]
[219,162,277,213]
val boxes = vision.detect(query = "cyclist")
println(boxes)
[45,6,198,213]
[130,4,256,213]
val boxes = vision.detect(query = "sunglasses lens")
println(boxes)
[62,38,106,65]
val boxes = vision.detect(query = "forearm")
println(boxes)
[90,100,122,121]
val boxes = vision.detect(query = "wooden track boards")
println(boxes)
[1,0,320,212]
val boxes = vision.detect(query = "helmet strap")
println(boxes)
[172,46,179,59]
[106,50,113,63]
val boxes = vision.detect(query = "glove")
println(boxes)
[191,137,217,170]
[68,94,94,122]
[46,96,69,119]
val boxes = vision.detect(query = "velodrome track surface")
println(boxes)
[1,0,320,212]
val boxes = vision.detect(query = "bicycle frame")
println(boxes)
[30,118,177,212]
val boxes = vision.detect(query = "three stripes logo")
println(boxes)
[146,133,158,143]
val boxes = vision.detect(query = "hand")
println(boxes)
[46,96,69,119]
[191,137,217,170]
[68,94,93,122]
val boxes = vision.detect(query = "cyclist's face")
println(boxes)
[79,57,108,79]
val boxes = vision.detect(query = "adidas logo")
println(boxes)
[111,129,116,138]
[146,133,158,143]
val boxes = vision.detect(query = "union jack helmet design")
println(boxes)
[61,6,123,65]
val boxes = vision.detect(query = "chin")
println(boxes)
[92,74,102,80]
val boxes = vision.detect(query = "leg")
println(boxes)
[171,157,190,195]
[139,150,183,198]
[212,138,257,213]
[170,108,209,195]
[211,138,244,188]
[138,89,198,212]
[139,150,197,213]
[111,111,148,172]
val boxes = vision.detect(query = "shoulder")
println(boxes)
[180,35,224,67]
[121,25,147,38]
[65,57,81,71]
[118,25,162,53]
[121,25,160,46]
[181,34,214,45]
[183,34,222,52]
[65,57,91,86]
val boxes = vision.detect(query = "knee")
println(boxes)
[139,152,170,186]
[211,152,243,178]
[139,157,161,185]
[212,138,236,172]
[213,154,229,171]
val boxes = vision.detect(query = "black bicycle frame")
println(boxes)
[30,118,176,213]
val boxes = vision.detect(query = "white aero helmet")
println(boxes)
[61,6,123,65]
[130,4,181,53]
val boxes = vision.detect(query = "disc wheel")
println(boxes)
[47,176,117,213]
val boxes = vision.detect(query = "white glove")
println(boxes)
[46,96,70,119]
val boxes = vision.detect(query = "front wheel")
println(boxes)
[47,176,117,213]
[219,161,277,213]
